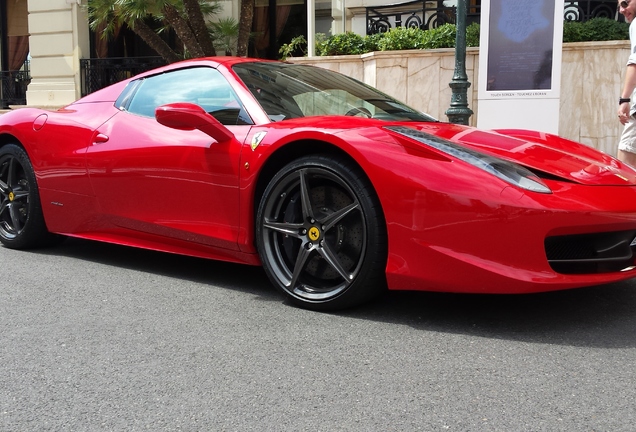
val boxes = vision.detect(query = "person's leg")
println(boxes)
[618,119,636,168]
[617,149,636,167]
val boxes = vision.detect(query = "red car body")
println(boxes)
[2,57,636,309]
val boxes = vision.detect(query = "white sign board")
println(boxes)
[477,0,564,133]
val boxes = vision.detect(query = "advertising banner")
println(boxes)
[477,0,564,133]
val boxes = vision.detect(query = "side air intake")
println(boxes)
[545,230,636,274]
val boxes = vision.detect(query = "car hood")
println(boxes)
[388,122,636,187]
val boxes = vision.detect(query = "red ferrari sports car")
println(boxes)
[2,57,636,310]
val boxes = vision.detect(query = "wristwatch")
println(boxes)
[620,97,631,105]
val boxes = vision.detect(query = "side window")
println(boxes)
[126,67,252,125]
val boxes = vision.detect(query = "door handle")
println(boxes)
[93,133,109,145]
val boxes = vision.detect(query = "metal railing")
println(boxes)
[366,0,468,34]
[0,61,30,108]
[564,0,619,21]
[366,0,619,35]
[80,56,167,96]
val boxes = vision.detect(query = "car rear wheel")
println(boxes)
[256,155,387,310]
[0,144,54,249]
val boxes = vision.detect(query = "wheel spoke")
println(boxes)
[263,220,304,238]
[6,157,15,187]
[288,245,313,289]
[321,202,359,231]
[0,158,9,194]
[0,201,8,218]
[12,189,29,202]
[8,203,22,232]
[317,242,353,284]
[298,169,315,221]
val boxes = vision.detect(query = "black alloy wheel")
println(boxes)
[0,144,52,249]
[256,155,387,310]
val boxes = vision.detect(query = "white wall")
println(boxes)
[26,0,89,107]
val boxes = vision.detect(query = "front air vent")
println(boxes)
[545,230,636,274]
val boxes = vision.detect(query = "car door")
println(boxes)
[85,66,253,251]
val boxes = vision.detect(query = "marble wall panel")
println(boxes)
[406,55,443,118]
[559,48,584,143]
[370,54,409,103]
[363,58,377,87]
[470,51,479,123]
[579,44,624,146]
[338,60,365,81]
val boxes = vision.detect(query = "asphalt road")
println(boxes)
[1,237,636,431]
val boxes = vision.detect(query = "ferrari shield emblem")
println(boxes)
[8,191,14,201]
[251,131,267,151]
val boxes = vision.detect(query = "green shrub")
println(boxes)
[377,27,427,51]
[420,23,456,49]
[364,32,384,52]
[317,31,366,56]
[312,17,628,57]
[563,18,629,42]
[279,35,307,60]
[562,20,583,42]
[466,22,480,47]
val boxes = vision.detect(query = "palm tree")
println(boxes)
[87,0,222,63]
[237,0,254,57]
[211,17,239,55]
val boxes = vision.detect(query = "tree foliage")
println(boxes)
[211,17,239,55]
[87,0,254,62]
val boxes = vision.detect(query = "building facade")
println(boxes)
[0,0,622,108]
[0,0,315,108]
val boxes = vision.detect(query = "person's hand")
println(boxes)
[618,103,631,125]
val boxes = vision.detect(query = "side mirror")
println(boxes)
[155,102,233,143]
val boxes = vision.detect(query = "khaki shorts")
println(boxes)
[619,117,636,155]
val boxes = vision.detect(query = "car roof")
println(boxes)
[73,57,279,105]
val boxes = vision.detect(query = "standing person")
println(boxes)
[618,0,636,166]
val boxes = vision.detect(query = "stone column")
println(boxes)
[26,0,89,108]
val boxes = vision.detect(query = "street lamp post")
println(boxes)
[445,0,473,125]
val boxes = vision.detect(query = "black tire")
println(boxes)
[0,144,56,249]
[256,155,387,311]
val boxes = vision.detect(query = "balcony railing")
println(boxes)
[0,62,30,108]
[80,56,167,97]
[367,0,619,35]
[367,0,467,34]
[564,0,620,21]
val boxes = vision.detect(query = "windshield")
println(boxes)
[232,62,437,123]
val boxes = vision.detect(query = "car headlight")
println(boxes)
[386,126,552,194]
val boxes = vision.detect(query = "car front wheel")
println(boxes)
[256,155,387,310]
